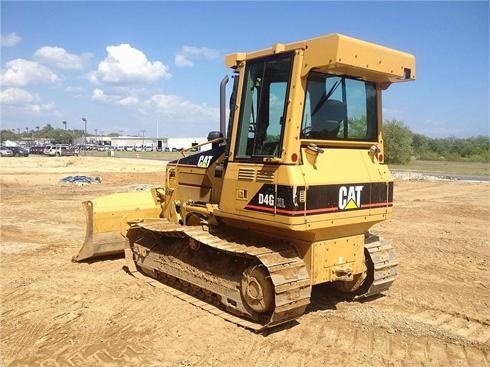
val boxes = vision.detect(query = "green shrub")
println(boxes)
[383,120,413,164]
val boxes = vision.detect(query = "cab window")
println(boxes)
[235,53,292,159]
[301,73,378,141]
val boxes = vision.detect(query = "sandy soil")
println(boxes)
[1,156,489,367]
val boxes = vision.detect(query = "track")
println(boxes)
[123,220,399,331]
[124,218,312,330]
[354,235,399,299]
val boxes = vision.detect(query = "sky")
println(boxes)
[1,1,489,139]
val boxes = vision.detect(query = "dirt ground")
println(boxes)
[1,156,489,367]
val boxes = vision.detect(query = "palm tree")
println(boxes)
[62,121,67,130]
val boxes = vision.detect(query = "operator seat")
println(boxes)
[311,99,347,139]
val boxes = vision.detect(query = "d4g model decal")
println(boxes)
[245,182,393,216]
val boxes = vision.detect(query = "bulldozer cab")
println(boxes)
[216,33,415,234]
[225,33,415,166]
[229,66,380,161]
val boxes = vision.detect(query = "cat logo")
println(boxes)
[338,185,364,210]
[197,155,213,168]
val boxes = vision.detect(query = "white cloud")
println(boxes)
[175,54,193,68]
[139,93,221,137]
[0,87,57,117]
[26,102,56,113]
[65,86,84,93]
[0,88,38,104]
[33,46,92,70]
[92,88,109,102]
[0,59,60,87]
[143,93,218,121]
[91,88,139,106]
[175,45,220,67]
[90,44,171,85]
[1,32,21,47]
[118,96,139,106]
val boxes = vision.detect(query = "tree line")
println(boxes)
[383,120,489,164]
[1,121,488,164]
[0,124,119,145]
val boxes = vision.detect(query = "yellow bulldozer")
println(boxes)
[74,33,415,330]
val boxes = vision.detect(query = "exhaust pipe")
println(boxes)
[220,75,229,136]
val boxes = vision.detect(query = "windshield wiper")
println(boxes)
[311,78,342,116]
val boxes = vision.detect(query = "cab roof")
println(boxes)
[225,33,416,84]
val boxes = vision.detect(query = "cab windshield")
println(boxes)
[301,73,378,141]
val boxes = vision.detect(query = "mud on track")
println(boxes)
[1,156,489,366]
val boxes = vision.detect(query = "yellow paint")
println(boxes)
[310,235,365,285]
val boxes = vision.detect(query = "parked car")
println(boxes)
[0,146,13,157]
[43,145,54,155]
[9,146,29,157]
[29,146,46,155]
[45,144,79,157]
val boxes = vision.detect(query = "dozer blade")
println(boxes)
[73,189,163,262]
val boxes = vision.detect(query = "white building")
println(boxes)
[166,137,208,151]
[74,136,208,151]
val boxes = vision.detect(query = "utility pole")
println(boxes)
[82,118,87,155]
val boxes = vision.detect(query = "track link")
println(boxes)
[125,219,311,331]
[354,236,398,299]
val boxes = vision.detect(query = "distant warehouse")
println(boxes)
[74,136,208,151]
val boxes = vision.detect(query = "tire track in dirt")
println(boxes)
[6,304,153,367]
[385,287,490,340]
[289,315,487,367]
[304,291,489,366]
[37,291,217,367]
[11,340,149,367]
[8,277,488,367]
[375,300,490,345]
